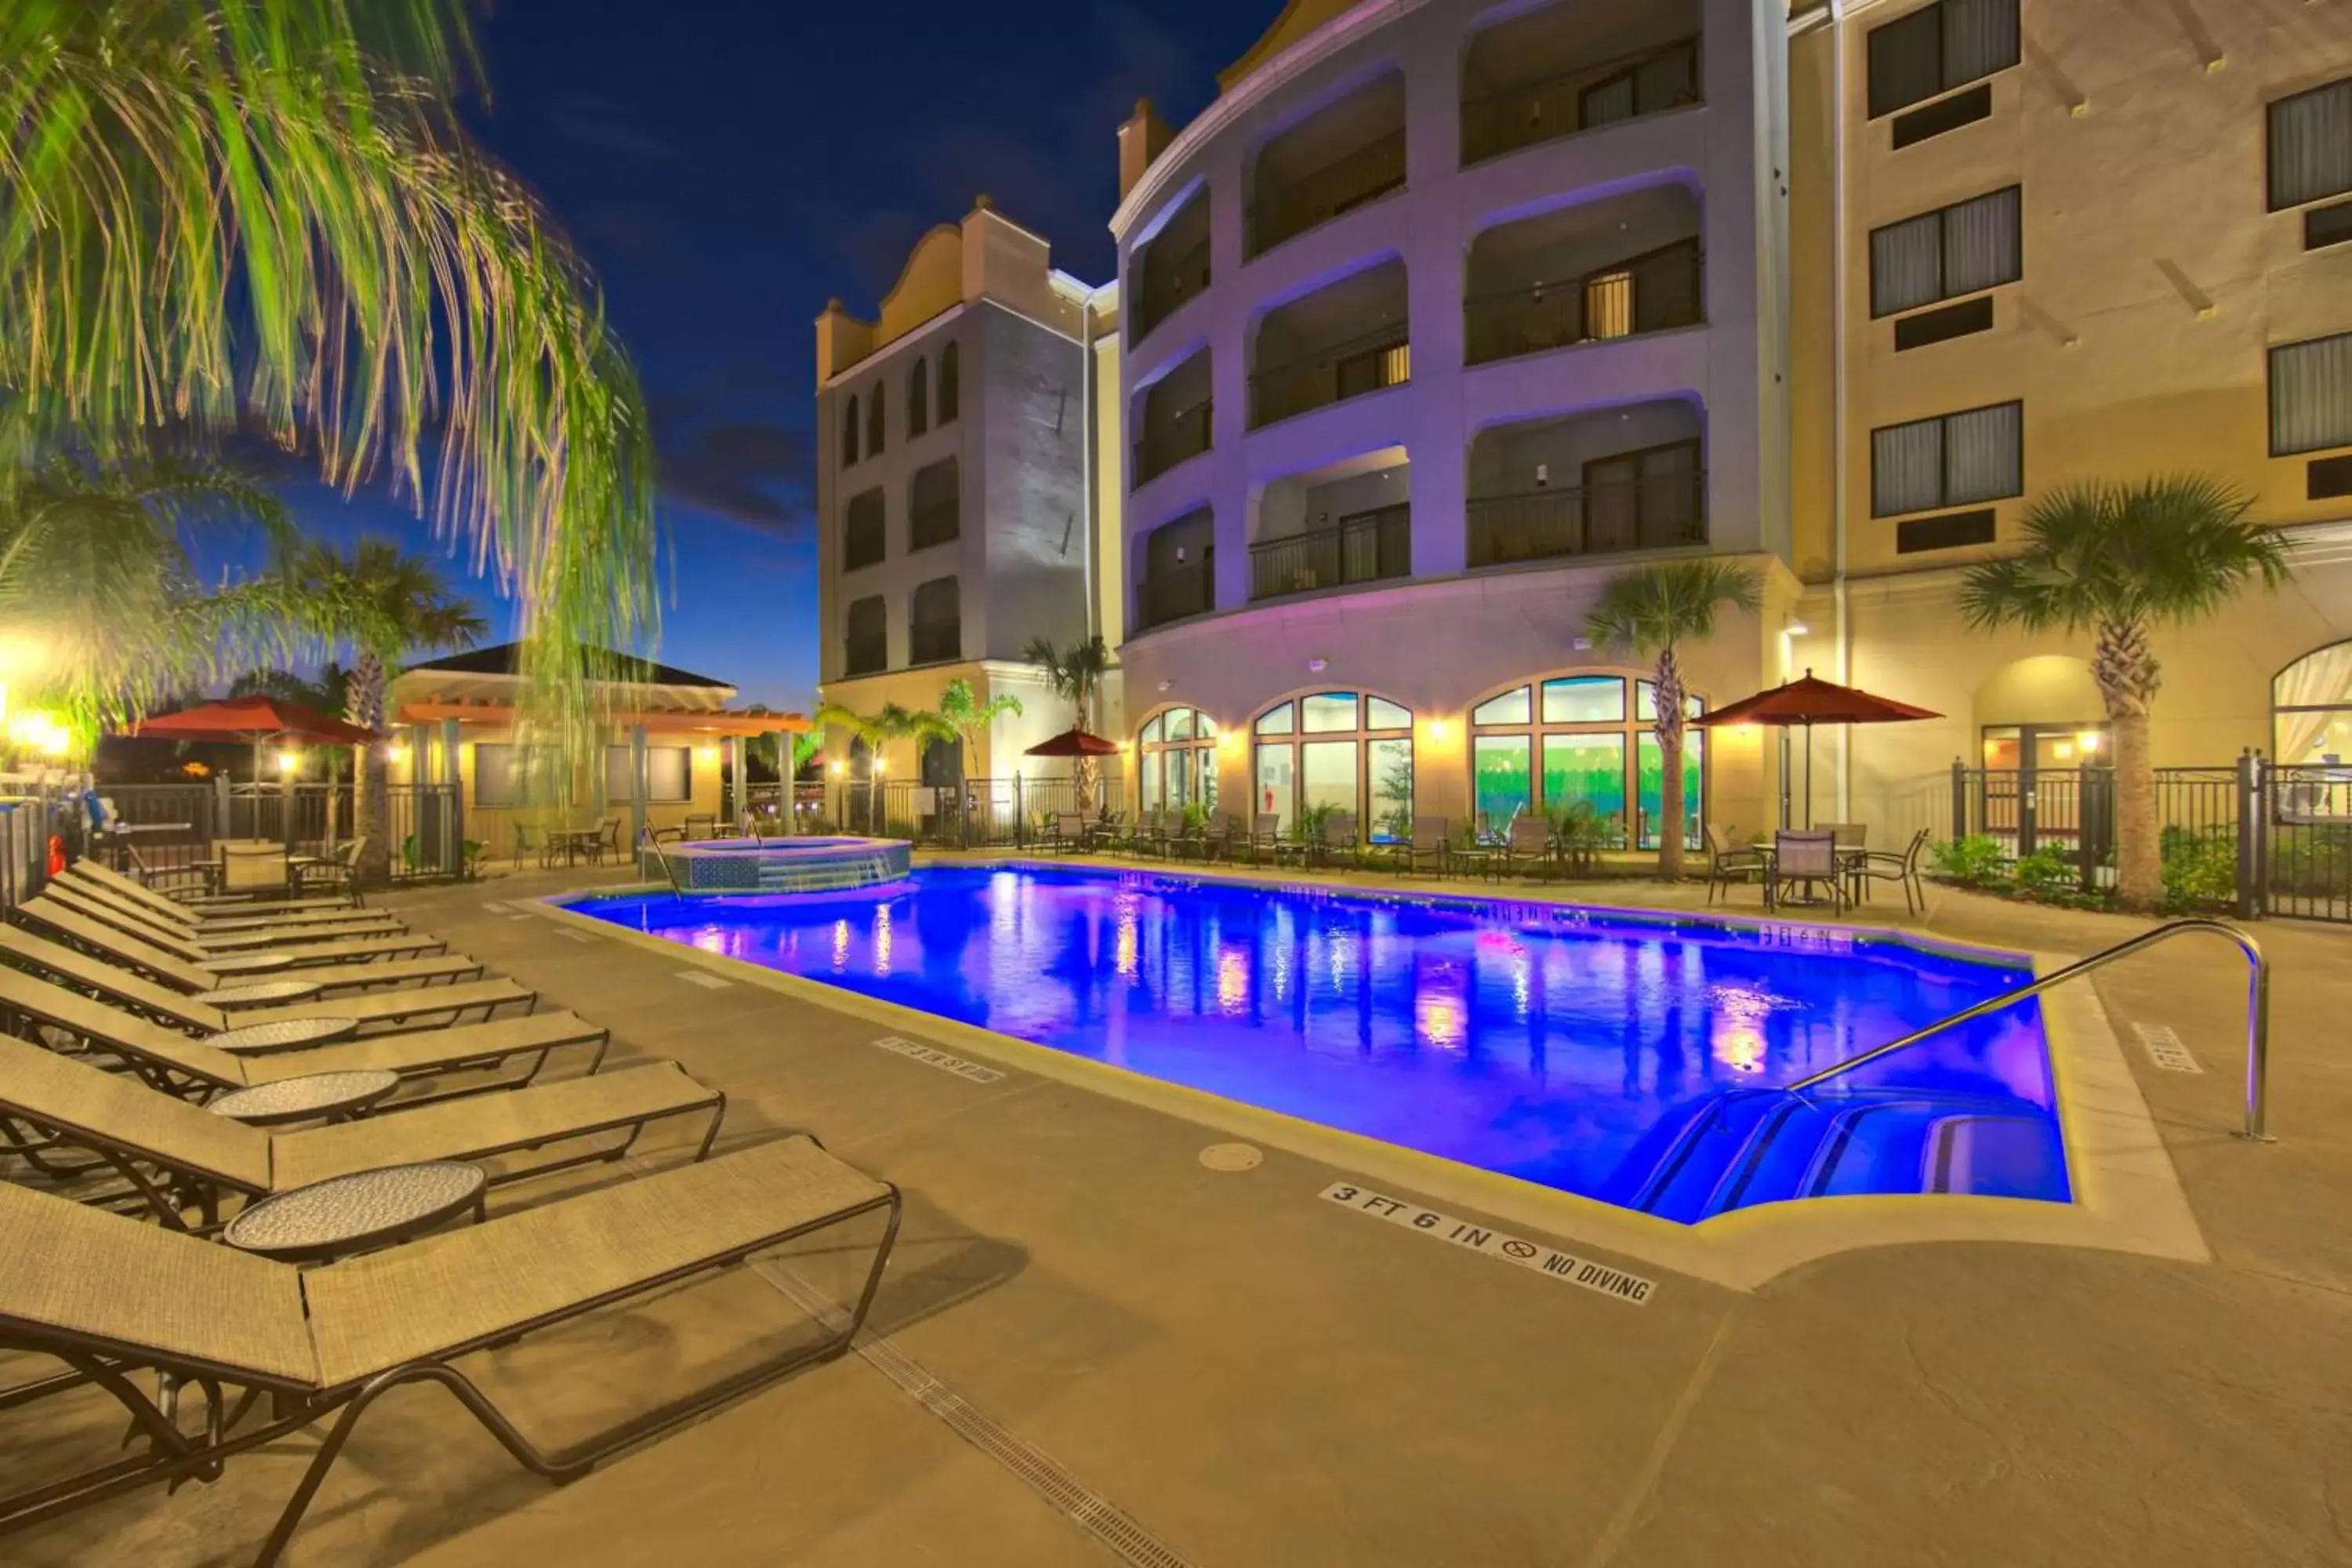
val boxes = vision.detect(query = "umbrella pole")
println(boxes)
[1805,721,1815,829]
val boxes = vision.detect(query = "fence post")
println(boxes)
[1949,759,1967,842]
[2235,750,2261,921]
[1014,773,1025,848]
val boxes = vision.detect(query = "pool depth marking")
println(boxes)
[1321,1182,1657,1306]
[2132,1022,2203,1073]
[871,1036,1006,1084]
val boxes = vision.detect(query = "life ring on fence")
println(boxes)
[46,834,65,877]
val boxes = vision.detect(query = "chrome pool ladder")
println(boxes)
[638,826,684,896]
[1787,919,2274,1142]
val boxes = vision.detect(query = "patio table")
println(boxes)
[222,1160,486,1262]
[201,951,299,977]
[195,979,326,1010]
[205,1016,361,1055]
[205,1069,401,1127]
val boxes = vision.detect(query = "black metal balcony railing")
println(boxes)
[1464,239,1703,366]
[1132,235,1211,343]
[843,518,884,572]
[1250,322,1409,428]
[842,633,887,677]
[1250,129,1407,256]
[1250,506,1410,602]
[910,497,960,550]
[1136,560,1215,631]
[909,619,961,665]
[1133,397,1213,487]
[1461,36,1703,165]
[1467,472,1707,568]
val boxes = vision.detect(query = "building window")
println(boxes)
[473,743,557,808]
[2268,78,2352,212]
[1468,674,1703,851]
[1867,0,2019,120]
[1870,187,2021,318]
[843,488,884,571]
[909,575,960,665]
[604,746,691,804]
[938,341,960,423]
[2270,332,2352,456]
[841,395,858,467]
[1250,692,1413,840]
[844,595,887,677]
[2275,641,2352,776]
[909,457,959,550]
[908,357,929,437]
[1137,707,1220,818]
[867,382,886,457]
[1871,401,2023,517]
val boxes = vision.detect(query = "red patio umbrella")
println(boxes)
[1690,670,1940,826]
[1023,727,1121,758]
[127,697,377,780]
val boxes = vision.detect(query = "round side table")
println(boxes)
[196,979,326,1010]
[205,1016,360,1055]
[223,1162,488,1262]
[202,952,297,977]
[207,1069,401,1127]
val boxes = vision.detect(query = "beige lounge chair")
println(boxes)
[65,863,387,930]
[31,889,446,964]
[0,968,611,1103]
[15,898,480,992]
[0,1033,724,1228]
[0,927,532,1036]
[0,1138,898,1563]
[49,879,398,947]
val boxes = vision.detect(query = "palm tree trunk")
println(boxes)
[2093,616,2162,907]
[347,652,392,887]
[1653,647,1687,880]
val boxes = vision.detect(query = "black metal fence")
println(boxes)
[93,779,466,886]
[819,771,1120,848]
[1249,506,1410,601]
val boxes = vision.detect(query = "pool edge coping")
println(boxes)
[534,878,2211,1295]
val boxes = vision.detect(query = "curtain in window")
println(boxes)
[1634,44,1696,115]
[1871,212,1942,315]
[866,384,886,456]
[938,342,960,423]
[1871,419,1944,516]
[908,359,929,437]
[2273,641,2352,767]
[1945,403,2022,504]
[1943,187,2019,296]
[2267,81,2352,211]
[1941,0,2019,89]
[1581,74,1635,129]
[1866,5,1942,118]
[2270,334,2352,456]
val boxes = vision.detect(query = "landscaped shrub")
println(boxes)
[1547,800,1619,876]
[2012,847,2074,901]
[2158,825,2235,911]
[1929,835,2007,889]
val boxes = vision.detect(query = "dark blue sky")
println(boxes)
[252,0,1276,711]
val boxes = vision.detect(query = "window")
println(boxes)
[1871,401,2022,517]
[2309,201,2352,253]
[2270,333,2352,456]
[473,743,557,808]
[1867,0,2018,119]
[841,395,859,467]
[2267,78,2352,212]
[2274,641,2352,771]
[867,382,886,457]
[908,357,929,437]
[843,488,884,571]
[1469,674,1704,851]
[604,746,691,804]
[909,457,959,550]
[1137,707,1220,818]
[909,576,960,664]
[938,341,960,423]
[1250,694,1413,839]
[1870,187,2020,318]
[1896,509,1997,553]
[844,595,887,677]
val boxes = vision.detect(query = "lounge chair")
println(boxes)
[31,889,447,964]
[1316,811,1359,868]
[0,968,612,1104]
[56,872,403,938]
[1401,815,1450,876]
[0,927,532,1036]
[1704,826,1767,905]
[1490,815,1556,880]
[14,898,481,993]
[0,1033,724,1229]
[0,1137,898,1564]
[1244,812,1283,865]
[71,858,357,918]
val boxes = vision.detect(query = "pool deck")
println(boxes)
[10,857,2352,1566]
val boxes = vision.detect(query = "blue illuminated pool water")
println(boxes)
[572,866,2069,1221]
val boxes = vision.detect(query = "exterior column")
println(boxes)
[630,724,650,849]
[767,730,788,833]
[724,734,743,829]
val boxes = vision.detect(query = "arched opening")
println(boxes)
[2275,640,2352,768]
[867,381,887,457]
[1466,671,1704,849]
[908,356,930,437]
[938,340,960,423]
[1251,691,1414,840]
[1136,706,1221,819]
[841,394,859,466]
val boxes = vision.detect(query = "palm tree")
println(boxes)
[230,662,353,717]
[1960,476,2289,906]
[1023,635,1113,806]
[1586,561,1760,881]
[935,677,1023,781]
[813,699,953,832]
[2,0,656,755]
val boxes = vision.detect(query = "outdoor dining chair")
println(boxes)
[1769,829,1846,913]
[1318,811,1360,867]
[1704,826,1768,905]
[1855,826,1933,914]
[1403,815,1451,877]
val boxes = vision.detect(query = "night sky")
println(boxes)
[228,0,1278,711]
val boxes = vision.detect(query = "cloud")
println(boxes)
[655,417,814,533]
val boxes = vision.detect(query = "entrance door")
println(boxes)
[1980,724,2108,858]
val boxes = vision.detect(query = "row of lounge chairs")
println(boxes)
[1036,810,1580,878]
[0,857,899,1563]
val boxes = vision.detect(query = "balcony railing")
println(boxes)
[1132,235,1210,343]
[1461,36,1703,165]
[1136,560,1215,631]
[843,519,884,572]
[910,497,960,551]
[1250,322,1409,428]
[909,619,961,665]
[843,633,887,677]
[1466,472,1707,567]
[1134,397,1213,486]
[1250,130,1407,256]
[1250,506,1410,602]
[1465,239,1703,366]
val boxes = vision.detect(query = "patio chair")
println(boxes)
[219,843,293,898]
[1498,815,1557,880]
[1082,809,1126,852]
[0,1135,898,1564]
[1317,812,1359,868]
[1769,829,1846,913]
[682,812,718,841]
[0,1033,724,1230]
[1402,816,1450,877]
[33,887,448,966]
[0,967,612,1105]
[12,899,482,994]
[63,865,397,934]
[0,927,532,1038]
[1824,822,1870,903]
[1123,808,1168,858]
[291,838,368,905]
[1245,813,1283,866]
[80,858,354,919]
[595,817,623,864]
[1051,812,1087,854]
[1855,827,1933,914]
[1704,826,1767,906]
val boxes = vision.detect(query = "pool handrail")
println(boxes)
[1784,918,2273,1141]
[638,826,684,896]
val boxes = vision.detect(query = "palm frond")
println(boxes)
[1584,561,1761,658]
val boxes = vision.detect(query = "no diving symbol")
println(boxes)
[1501,1239,1539,1260]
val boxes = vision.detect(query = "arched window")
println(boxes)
[1251,691,1414,840]
[1137,707,1220,818]
[2275,641,2352,769]
[867,383,887,456]
[908,357,929,437]
[938,341,960,423]
[841,395,859,466]
[1468,673,1704,850]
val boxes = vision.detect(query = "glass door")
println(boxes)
[1980,723,2108,858]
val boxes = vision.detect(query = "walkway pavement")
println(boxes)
[8,862,2349,1566]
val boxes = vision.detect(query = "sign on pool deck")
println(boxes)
[2132,1022,2203,1073]
[1320,1182,1657,1306]
[871,1036,1006,1084]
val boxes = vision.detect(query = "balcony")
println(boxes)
[1461,5,1702,167]
[1132,350,1214,490]
[1248,71,1406,258]
[842,633,887,678]
[1249,259,1410,430]
[1134,398,1213,486]
[1468,470,1705,566]
[1136,561,1215,631]
[1250,505,1410,602]
[1253,133,1406,256]
[1465,238,1702,366]
[1132,190,1212,344]
[909,619,961,665]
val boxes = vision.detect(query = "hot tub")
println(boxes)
[641,835,912,894]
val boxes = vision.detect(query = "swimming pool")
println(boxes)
[572,866,2068,1222]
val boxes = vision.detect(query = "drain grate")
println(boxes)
[752,1259,1195,1568]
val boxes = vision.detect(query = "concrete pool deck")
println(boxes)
[8,859,2350,1566]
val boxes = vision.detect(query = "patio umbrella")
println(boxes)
[1690,670,1940,826]
[1023,727,1121,758]
[126,697,377,779]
